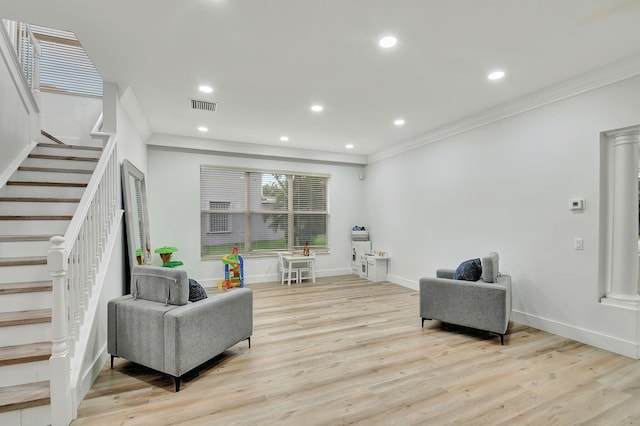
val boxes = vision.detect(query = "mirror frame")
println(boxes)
[122,159,152,269]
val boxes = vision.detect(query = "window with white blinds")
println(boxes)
[200,166,329,257]
[30,25,102,97]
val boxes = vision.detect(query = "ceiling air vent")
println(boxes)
[190,99,218,112]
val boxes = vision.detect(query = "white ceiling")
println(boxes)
[4,0,640,159]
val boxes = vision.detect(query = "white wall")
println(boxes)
[0,28,35,177]
[116,96,147,174]
[146,142,365,286]
[39,92,101,145]
[363,75,640,357]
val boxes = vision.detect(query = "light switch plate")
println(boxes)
[574,238,584,250]
[569,198,585,211]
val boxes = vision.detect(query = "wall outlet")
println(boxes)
[574,238,584,250]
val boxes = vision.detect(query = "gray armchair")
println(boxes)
[108,266,253,391]
[419,252,511,344]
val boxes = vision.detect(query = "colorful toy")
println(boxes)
[155,246,184,268]
[218,245,244,290]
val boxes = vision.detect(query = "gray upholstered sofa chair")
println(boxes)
[419,252,511,344]
[108,265,253,391]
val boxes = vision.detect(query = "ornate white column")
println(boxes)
[602,129,640,309]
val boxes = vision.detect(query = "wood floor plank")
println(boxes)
[72,277,640,425]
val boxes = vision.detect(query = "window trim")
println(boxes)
[200,166,330,259]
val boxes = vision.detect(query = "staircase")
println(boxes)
[0,140,101,425]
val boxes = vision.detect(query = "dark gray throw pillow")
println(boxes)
[453,258,482,281]
[188,278,208,302]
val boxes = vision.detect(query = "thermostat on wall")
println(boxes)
[569,198,585,211]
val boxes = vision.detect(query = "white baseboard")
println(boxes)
[511,310,639,359]
[199,267,353,288]
[387,274,418,291]
[75,344,108,416]
[384,275,639,359]
[0,141,36,189]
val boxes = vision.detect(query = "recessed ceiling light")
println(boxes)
[198,126,208,132]
[379,35,397,48]
[311,105,323,112]
[345,144,354,149]
[488,71,505,80]
[394,119,405,126]
[280,136,289,142]
[198,85,213,93]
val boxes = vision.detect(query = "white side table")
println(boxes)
[365,255,389,282]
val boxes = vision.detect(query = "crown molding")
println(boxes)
[117,84,152,141]
[148,133,368,165]
[368,53,640,164]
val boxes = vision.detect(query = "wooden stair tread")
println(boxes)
[0,381,50,413]
[0,215,73,220]
[19,166,93,174]
[0,342,51,366]
[0,197,81,203]
[0,281,52,294]
[7,180,87,187]
[0,256,47,267]
[28,153,99,162]
[0,309,51,327]
[0,235,56,242]
[37,142,102,151]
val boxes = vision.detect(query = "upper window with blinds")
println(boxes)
[30,25,102,98]
[200,166,330,258]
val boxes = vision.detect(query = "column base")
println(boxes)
[601,293,640,310]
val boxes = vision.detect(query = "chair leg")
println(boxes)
[110,355,115,369]
[174,377,181,392]
[247,336,251,348]
[421,318,425,328]
[499,333,505,345]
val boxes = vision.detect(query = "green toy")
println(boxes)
[155,246,184,268]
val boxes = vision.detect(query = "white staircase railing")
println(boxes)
[48,115,119,426]
[2,19,40,91]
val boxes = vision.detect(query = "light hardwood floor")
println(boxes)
[73,276,640,425]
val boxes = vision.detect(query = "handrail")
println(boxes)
[0,19,39,113]
[9,20,41,91]
[49,115,120,425]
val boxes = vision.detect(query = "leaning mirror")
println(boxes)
[122,160,152,269]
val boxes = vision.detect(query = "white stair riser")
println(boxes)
[12,170,92,184]
[0,404,51,426]
[0,265,51,284]
[0,220,69,235]
[0,185,86,198]
[0,360,49,387]
[22,157,98,171]
[0,322,51,347]
[0,241,51,257]
[0,202,78,216]
[35,145,102,158]
[0,292,51,313]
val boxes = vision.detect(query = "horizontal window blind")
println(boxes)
[31,25,102,97]
[200,166,329,257]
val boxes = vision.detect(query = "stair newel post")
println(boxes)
[48,235,73,426]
